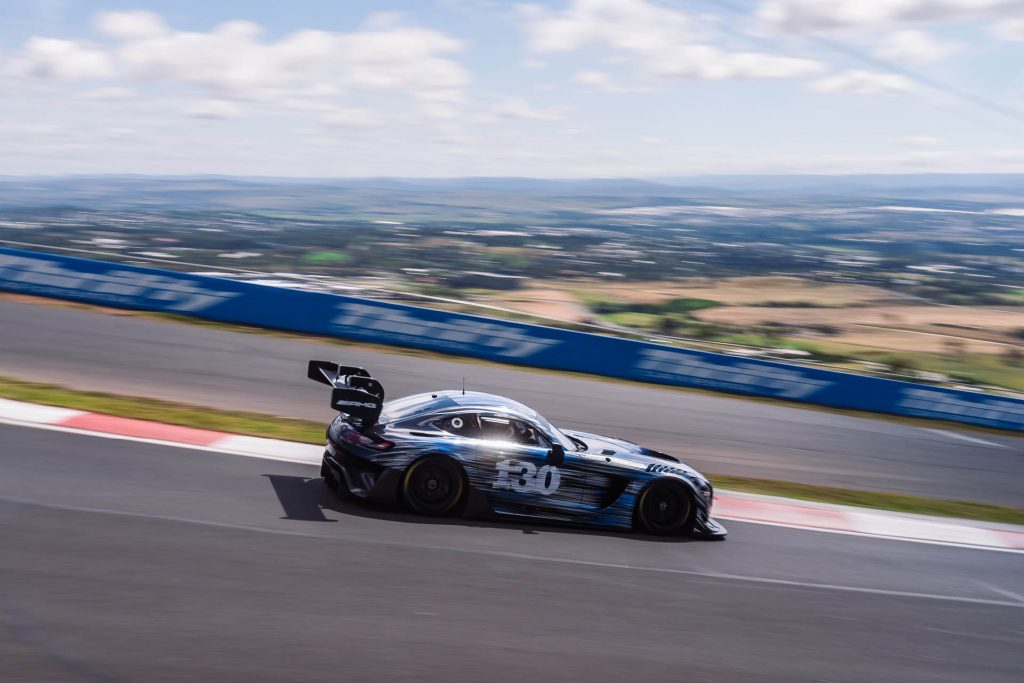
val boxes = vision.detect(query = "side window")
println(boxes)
[478,415,546,446]
[439,413,548,447]
[478,414,514,441]
[510,418,546,447]
[438,413,481,438]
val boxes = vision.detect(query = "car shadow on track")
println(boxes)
[263,474,701,544]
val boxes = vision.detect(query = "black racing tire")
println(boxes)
[636,481,694,535]
[401,455,466,516]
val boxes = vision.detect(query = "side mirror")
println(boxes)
[547,443,565,467]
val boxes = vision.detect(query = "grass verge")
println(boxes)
[0,376,325,444]
[1,374,1021,526]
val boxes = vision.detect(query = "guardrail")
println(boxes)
[2,246,1021,432]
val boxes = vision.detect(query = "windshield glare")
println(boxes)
[531,412,574,450]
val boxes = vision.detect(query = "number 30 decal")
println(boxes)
[493,459,561,495]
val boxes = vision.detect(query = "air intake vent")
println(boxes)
[642,449,680,463]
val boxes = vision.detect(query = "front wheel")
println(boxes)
[636,482,693,535]
[401,455,466,516]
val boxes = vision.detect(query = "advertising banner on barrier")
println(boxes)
[1,246,1021,431]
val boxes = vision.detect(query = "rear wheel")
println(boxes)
[636,481,693,535]
[402,456,466,516]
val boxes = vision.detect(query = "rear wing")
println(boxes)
[307,360,384,429]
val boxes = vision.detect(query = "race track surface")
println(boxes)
[0,298,1021,506]
[2,423,1022,683]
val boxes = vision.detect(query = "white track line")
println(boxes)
[923,428,1008,448]
[1,494,1020,610]
[975,580,1024,605]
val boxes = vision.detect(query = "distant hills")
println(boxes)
[0,173,1022,209]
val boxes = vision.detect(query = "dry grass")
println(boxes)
[563,276,898,306]
[489,287,592,322]
[695,304,1024,354]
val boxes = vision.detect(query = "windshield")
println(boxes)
[530,410,574,451]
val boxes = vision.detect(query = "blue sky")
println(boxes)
[2,0,1023,176]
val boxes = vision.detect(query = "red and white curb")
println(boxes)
[0,397,319,463]
[2,397,1022,553]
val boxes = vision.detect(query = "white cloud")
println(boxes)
[573,69,633,92]
[521,0,824,82]
[521,0,691,54]
[94,10,170,41]
[484,97,567,121]
[648,46,823,80]
[574,70,611,87]
[321,107,379,128]
[78,86,136,102]
[898,135,943,146]
[991,18,1024,40]
[810,69,914,94]
[0,121,143,157]
[573,69,651,93]
[6,11,468,119]
[182,99,242,119]
[13,37,114,79]
[875,30,958,63]
[1,3,1019,176]
[759,0,1024,32]
[991,148,1024,162]
[563,124,591,135]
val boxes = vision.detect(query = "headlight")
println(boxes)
[683,473,712,499]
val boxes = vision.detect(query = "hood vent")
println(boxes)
[641,448,680,463]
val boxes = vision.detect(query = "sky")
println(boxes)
[2,0,1024,177]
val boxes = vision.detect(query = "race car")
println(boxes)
[308,360,726,538]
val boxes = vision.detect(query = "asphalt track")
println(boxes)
[2,422,1023,682]
[0,298,1021,506]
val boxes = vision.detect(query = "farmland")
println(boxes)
[1,174,1021,392]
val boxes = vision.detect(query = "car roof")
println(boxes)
[381,390,542,423]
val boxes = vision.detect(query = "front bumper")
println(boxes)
[692,504,728,538]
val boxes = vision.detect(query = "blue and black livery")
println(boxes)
[309,360,726,538]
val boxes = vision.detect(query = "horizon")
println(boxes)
[3,171,1024,181]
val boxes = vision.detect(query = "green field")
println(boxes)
[301,250,353,265]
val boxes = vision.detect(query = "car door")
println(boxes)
[471,413,588,515]
[573,448,634,512]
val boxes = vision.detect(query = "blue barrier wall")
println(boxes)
[1,246,1022,431]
